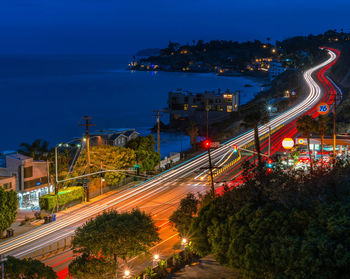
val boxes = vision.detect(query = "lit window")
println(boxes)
[227,106,233,112]
[184,104,188,110]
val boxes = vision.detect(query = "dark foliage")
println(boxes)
[4,256,56,279]
[190,161,350,279]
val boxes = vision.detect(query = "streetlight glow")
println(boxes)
[154,254,159,260]
[124,270,130,276]
[182,238,187,244]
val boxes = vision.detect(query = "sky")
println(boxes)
[0,0,350,55]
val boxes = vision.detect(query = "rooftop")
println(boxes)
[7,153,31,161]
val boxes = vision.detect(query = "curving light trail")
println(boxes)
[0,48,339,259]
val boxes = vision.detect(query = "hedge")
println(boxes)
[39,186,84,212]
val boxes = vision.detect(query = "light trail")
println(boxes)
[0,49,339,262]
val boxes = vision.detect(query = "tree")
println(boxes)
[242,106,269,166]
[169,193,199,236]
[190,161,350,279]
[297,115,316,174]
[69,253,116,279]
[18,139,49,160]
[0,187,17,235]
[314,115,328,163]
[73,145,136,185]
[71,209,160,275]
[4,256,57,279]
[126,135,160,172]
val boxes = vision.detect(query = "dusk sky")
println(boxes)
[1,0,349,54]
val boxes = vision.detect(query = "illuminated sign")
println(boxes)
[282,138,294,149]
[318,102,329,115]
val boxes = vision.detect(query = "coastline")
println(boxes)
[0,54,267,152]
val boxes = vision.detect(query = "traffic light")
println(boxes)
[233,145,238,153]
[267,159,273,173]
[203,140,211,149]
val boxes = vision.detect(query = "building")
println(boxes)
[269,60,286,80]
[168,89,239,126]
[247,57,272,72]
[4,153,52,209]
[0,169,16,191]
[90,129,139,147]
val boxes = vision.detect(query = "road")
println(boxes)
[0,48,340,278]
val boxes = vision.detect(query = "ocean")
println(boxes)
[0,54,264,156]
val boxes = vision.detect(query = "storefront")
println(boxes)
[17,184,54,210]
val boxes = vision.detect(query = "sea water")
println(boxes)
[0,54,264,156]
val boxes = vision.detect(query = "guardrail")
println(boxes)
[24,236,73,260]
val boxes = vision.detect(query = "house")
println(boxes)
[90,129,139,147]
[168,89,240,127]
[1,153,52,209]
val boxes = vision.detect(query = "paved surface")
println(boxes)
[0,48,340,279]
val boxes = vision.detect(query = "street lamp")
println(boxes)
[123,269,131,279]
[181,238,188,250]
[153,254,160,267]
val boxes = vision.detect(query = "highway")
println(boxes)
[0,48,340,277]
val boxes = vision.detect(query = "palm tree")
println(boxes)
[18,139,49,160]
[242,106,269,166]
[314,116,328,163]
[186,122,199,151]
[296,115,316,174]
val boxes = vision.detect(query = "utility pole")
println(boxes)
[207,147,215,197]
[206,99,209,139]
[333,93,338,160]
[152,110,164,155]
[203,140,215,197]
[268,126,271,157]
[100,161,103,196]
[55,146,58,194]
[79,116,95,202]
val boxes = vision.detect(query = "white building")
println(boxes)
[4,153,52,209]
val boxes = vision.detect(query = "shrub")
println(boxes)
[39,186,84,211]
[144,267,157,279]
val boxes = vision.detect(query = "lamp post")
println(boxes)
[181,238,188,250]
[153,254,160,268]
[123,269,131,279]
[333,91,341,160]
[54,140,83,193]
